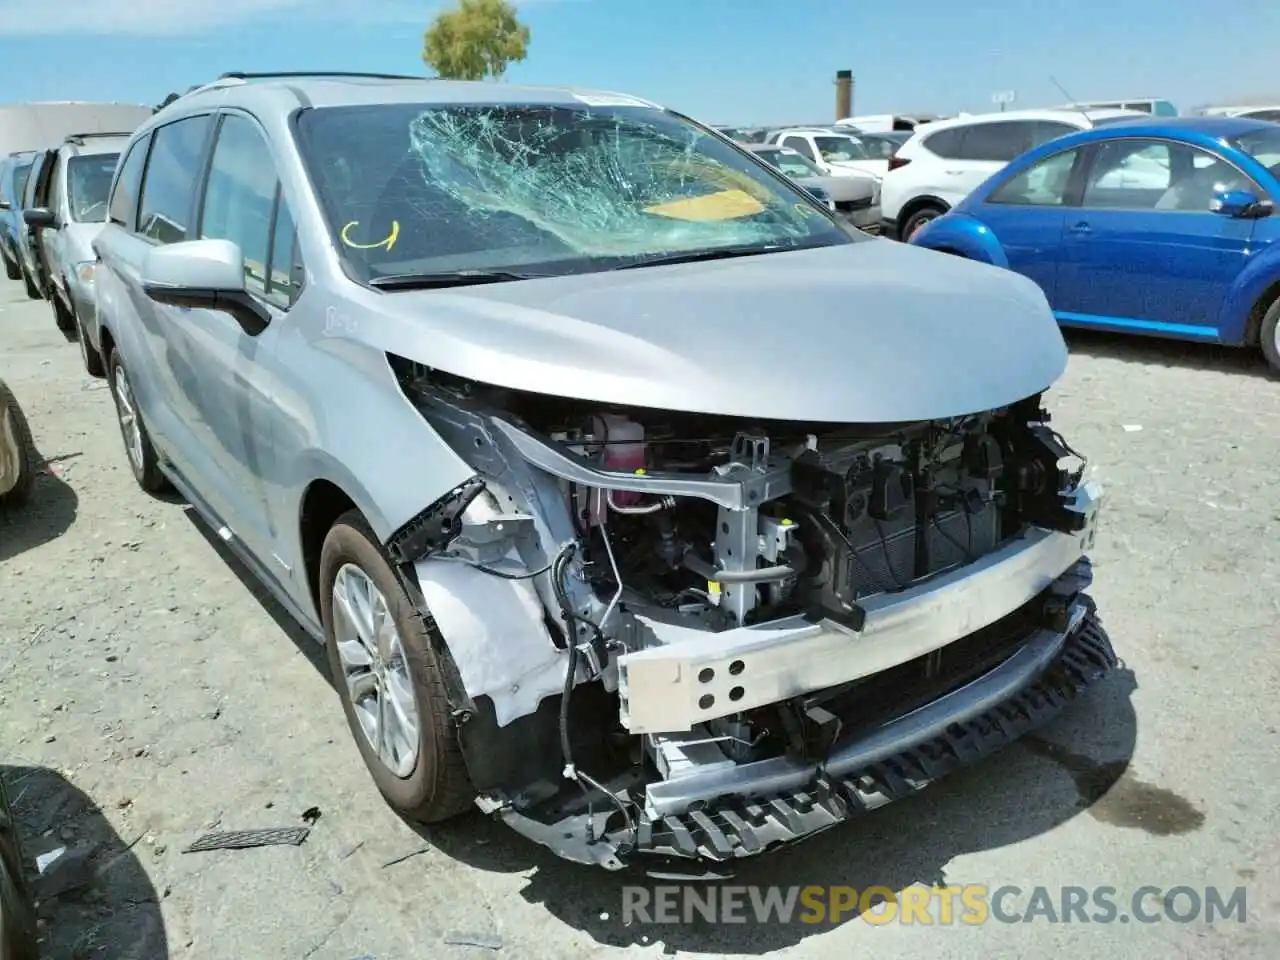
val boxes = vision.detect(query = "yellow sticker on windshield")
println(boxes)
[341,219,400,251]
[643,189,765,221]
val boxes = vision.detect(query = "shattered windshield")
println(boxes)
[67,154,119,222]
[293,102,853,282]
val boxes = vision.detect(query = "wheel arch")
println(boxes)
[1218,247,1280,345]
[897,195,952,239]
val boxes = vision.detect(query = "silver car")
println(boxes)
[740,142,880,231]
[92,72,1115,871]
[23,133,129,373]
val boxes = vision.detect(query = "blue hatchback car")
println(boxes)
[910,117,1280,373]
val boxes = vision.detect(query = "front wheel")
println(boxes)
[320,510,474,823]
[51,288,75,333]
[1260,297,1280,376]
[107,350,168,493]
[0,379,39,510]
[901,205,946,241]
[2,249,19,281]
[74,307,105,377]
[19,264,39,300]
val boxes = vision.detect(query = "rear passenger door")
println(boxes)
[176,109,304,569]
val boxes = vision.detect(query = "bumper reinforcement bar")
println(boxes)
[629,607,1116,864]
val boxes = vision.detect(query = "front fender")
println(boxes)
[276,334,476,548]
[910,212,1009,269]
[1217,238,1280,344]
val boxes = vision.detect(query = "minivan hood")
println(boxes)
[371,241,1067,423]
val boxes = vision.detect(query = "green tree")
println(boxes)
[422,0,531,81]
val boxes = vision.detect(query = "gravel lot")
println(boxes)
[2,275,1279,960]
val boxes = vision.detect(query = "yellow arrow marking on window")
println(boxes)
[340,219,399,251]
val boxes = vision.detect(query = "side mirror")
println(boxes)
[23,207,57,229]
[1210,189,1271,219]
[140,238,269,336]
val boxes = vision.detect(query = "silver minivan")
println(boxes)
[91,71,1113,871]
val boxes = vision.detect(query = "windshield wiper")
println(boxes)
[609,242,806,271]
[369,269,550,290]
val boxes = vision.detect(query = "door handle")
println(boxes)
[1069,221,1093,234]
[944,169,964,175]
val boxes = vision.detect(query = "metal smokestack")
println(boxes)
[835,69,853,121]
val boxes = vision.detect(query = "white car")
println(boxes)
[878,108,1144,241]
[765,128,889,180]
[1197,104,1280,123]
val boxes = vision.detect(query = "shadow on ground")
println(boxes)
[0,452,79,564]
[1064,327,1273,378]
[2,764,168,959]
[179,506,328,678]
[170,483,1166,951]
[396,664,1162,952]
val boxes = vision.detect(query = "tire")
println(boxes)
[901,204,947,241]
[19,264,39,300]
[51,287,75,333]
[320,509,474,823]
[74,305,105,377]
[1260,297,1280,375]
[106,350,168,493]
[0,380,39,510]
[0,780,38,960]
[2,249,19,281]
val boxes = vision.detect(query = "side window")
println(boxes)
[1123,102,1154,114]
[959,121,1036,162]
[138,115,213,244]
[781,136,815,160]
[109,135,150,229]
[265,196,301,309]
[199,114,278,297]
[988,148,1082,206]
[1083,141,1174,209]
[198,113,303,308]
[922,126,966,159]
[1032,121,1079,148]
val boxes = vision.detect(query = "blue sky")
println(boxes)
[2,0,1280,125]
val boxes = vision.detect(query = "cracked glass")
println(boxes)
[293,102,855,282]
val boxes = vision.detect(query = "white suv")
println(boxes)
[879,108,1142,240]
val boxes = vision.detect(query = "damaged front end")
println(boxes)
[388,358,1115,871]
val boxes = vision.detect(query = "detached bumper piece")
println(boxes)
[635,610,1115,863]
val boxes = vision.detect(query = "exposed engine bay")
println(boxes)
[389,357,1112,870]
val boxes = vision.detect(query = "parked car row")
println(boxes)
[908,115,1280,372]
[2,72,1116,875]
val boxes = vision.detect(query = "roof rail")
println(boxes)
[218,71,425,82]
[64,131,133,144]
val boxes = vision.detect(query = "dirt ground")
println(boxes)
[2,276,1279,960]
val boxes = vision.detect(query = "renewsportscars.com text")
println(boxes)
[621,884,1248,926]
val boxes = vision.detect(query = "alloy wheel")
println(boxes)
[331,563,421,778]
[112,365,143,473]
